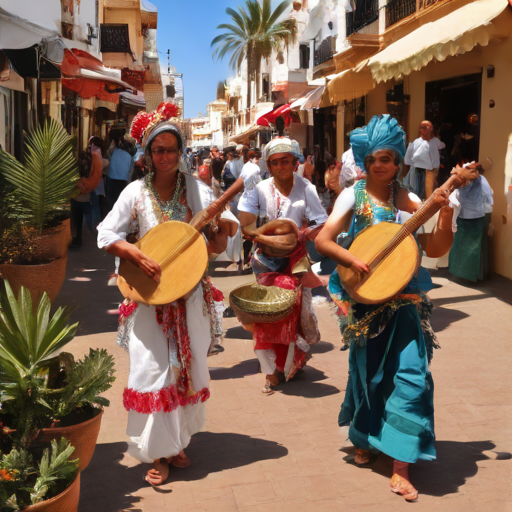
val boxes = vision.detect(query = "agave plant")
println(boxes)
[0,118,79,234]
[0,282,115,447]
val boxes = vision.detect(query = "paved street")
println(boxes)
[57,231,512,512]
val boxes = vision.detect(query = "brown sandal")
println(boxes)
[354,448,373,465]
[390,473,419,502]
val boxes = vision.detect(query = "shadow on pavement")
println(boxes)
[430,306,470,333]
[79,442,143,512]
[209,358,260,380]
[280,365,340,398]
[432,269,512,307]
[340,440,508,497]
[225,325,253,340]
[310,341,335,354]
[79,433,288,511]
[174,431,288,483]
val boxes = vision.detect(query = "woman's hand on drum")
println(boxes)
[137,253,162,283]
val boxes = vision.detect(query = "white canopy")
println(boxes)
[0,7,56,49]
[368,0,510,83]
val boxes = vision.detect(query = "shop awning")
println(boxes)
[0,7,56,49]
[368,0,511,83]
[327,63,375,103]
[60,48,134,102]
[299,86,332,110]
[256,104,293,127]
[120,91,146,109]
[230,125,265,144]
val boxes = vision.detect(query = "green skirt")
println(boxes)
[449,215,489,282]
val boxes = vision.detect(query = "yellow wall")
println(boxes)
[365,12,512,279]
[103,8,143,64]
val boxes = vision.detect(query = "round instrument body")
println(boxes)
[337,222,420,305]
[118,221,208,305]
[229,283,298,325]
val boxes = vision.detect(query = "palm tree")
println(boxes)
[212,0,297,109]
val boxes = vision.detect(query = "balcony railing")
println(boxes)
[386,0,445,28]
[346,0,379,37]
[386,0,416,28]
[100,24,131,53]
[314,36,336,66]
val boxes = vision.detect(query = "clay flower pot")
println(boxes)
[24,472,80,512]
[0,255,67,304]
[37,409,103,472]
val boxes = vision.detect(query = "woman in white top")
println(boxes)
[97,103,232,486]
[402,120,445,200]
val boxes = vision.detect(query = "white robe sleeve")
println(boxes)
[238,185,261,216]
[97,181,140,249]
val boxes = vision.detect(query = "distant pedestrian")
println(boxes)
[106,134,132,210]
[402,120,445,200]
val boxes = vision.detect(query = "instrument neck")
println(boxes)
[189,178,245,231]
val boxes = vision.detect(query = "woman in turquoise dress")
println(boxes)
[315,115,457,501]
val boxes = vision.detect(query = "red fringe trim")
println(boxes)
[123,386,210,414]
[119,300,138,319]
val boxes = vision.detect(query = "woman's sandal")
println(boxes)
[144,458,170,487]
[169,450,191,468]
[390,473,419,502]
[353,448,375,466]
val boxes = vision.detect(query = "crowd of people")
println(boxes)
[81,101,493,499]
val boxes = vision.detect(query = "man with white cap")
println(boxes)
[237,137,328,393]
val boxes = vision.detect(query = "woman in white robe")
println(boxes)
[98,108,232,485]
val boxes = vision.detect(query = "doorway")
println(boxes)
[425,73,482,181]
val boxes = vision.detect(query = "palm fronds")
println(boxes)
[212,0,297,75]
[0,118,79,234]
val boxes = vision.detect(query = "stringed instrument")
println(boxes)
[117,177,244,305]
[338,166,478,304]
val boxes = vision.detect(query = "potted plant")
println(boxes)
[0,281,116,472]
[0,119,79,303]
[0,438,81,511]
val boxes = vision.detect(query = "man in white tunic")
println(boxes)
[238,137,328,393]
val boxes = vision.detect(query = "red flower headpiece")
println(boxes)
[130,101,181,144]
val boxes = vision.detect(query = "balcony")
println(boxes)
[100,24,131,53]
[386,0,445,28]
[346,0,379,37]
[314,36,336,67]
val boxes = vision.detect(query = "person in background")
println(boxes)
[303,154,315,182]
[89,136,107,227]
[107,133,133,210]
[402,120,445,200]
[231,145,245,179]
[70,136,103,248]
[210,146,225,182]
[449,167,493,282]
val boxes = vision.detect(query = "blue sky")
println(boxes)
[154,0,240,119]
[154,0,287,119]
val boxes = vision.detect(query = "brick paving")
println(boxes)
[57,233,512,512]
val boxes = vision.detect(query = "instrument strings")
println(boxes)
[368,194,439,271]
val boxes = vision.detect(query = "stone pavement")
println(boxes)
[57,232,512,512]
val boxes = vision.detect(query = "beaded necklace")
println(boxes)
[145,171,188,223]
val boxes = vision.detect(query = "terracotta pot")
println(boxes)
[31,220,71,261]
[24,472,80,512]
[37,409,103,472]
[0,255,67,304]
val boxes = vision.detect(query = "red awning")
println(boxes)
[256,104,296,127]
[60,49,134,102]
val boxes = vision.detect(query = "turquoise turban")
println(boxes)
[350,114,406,169]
